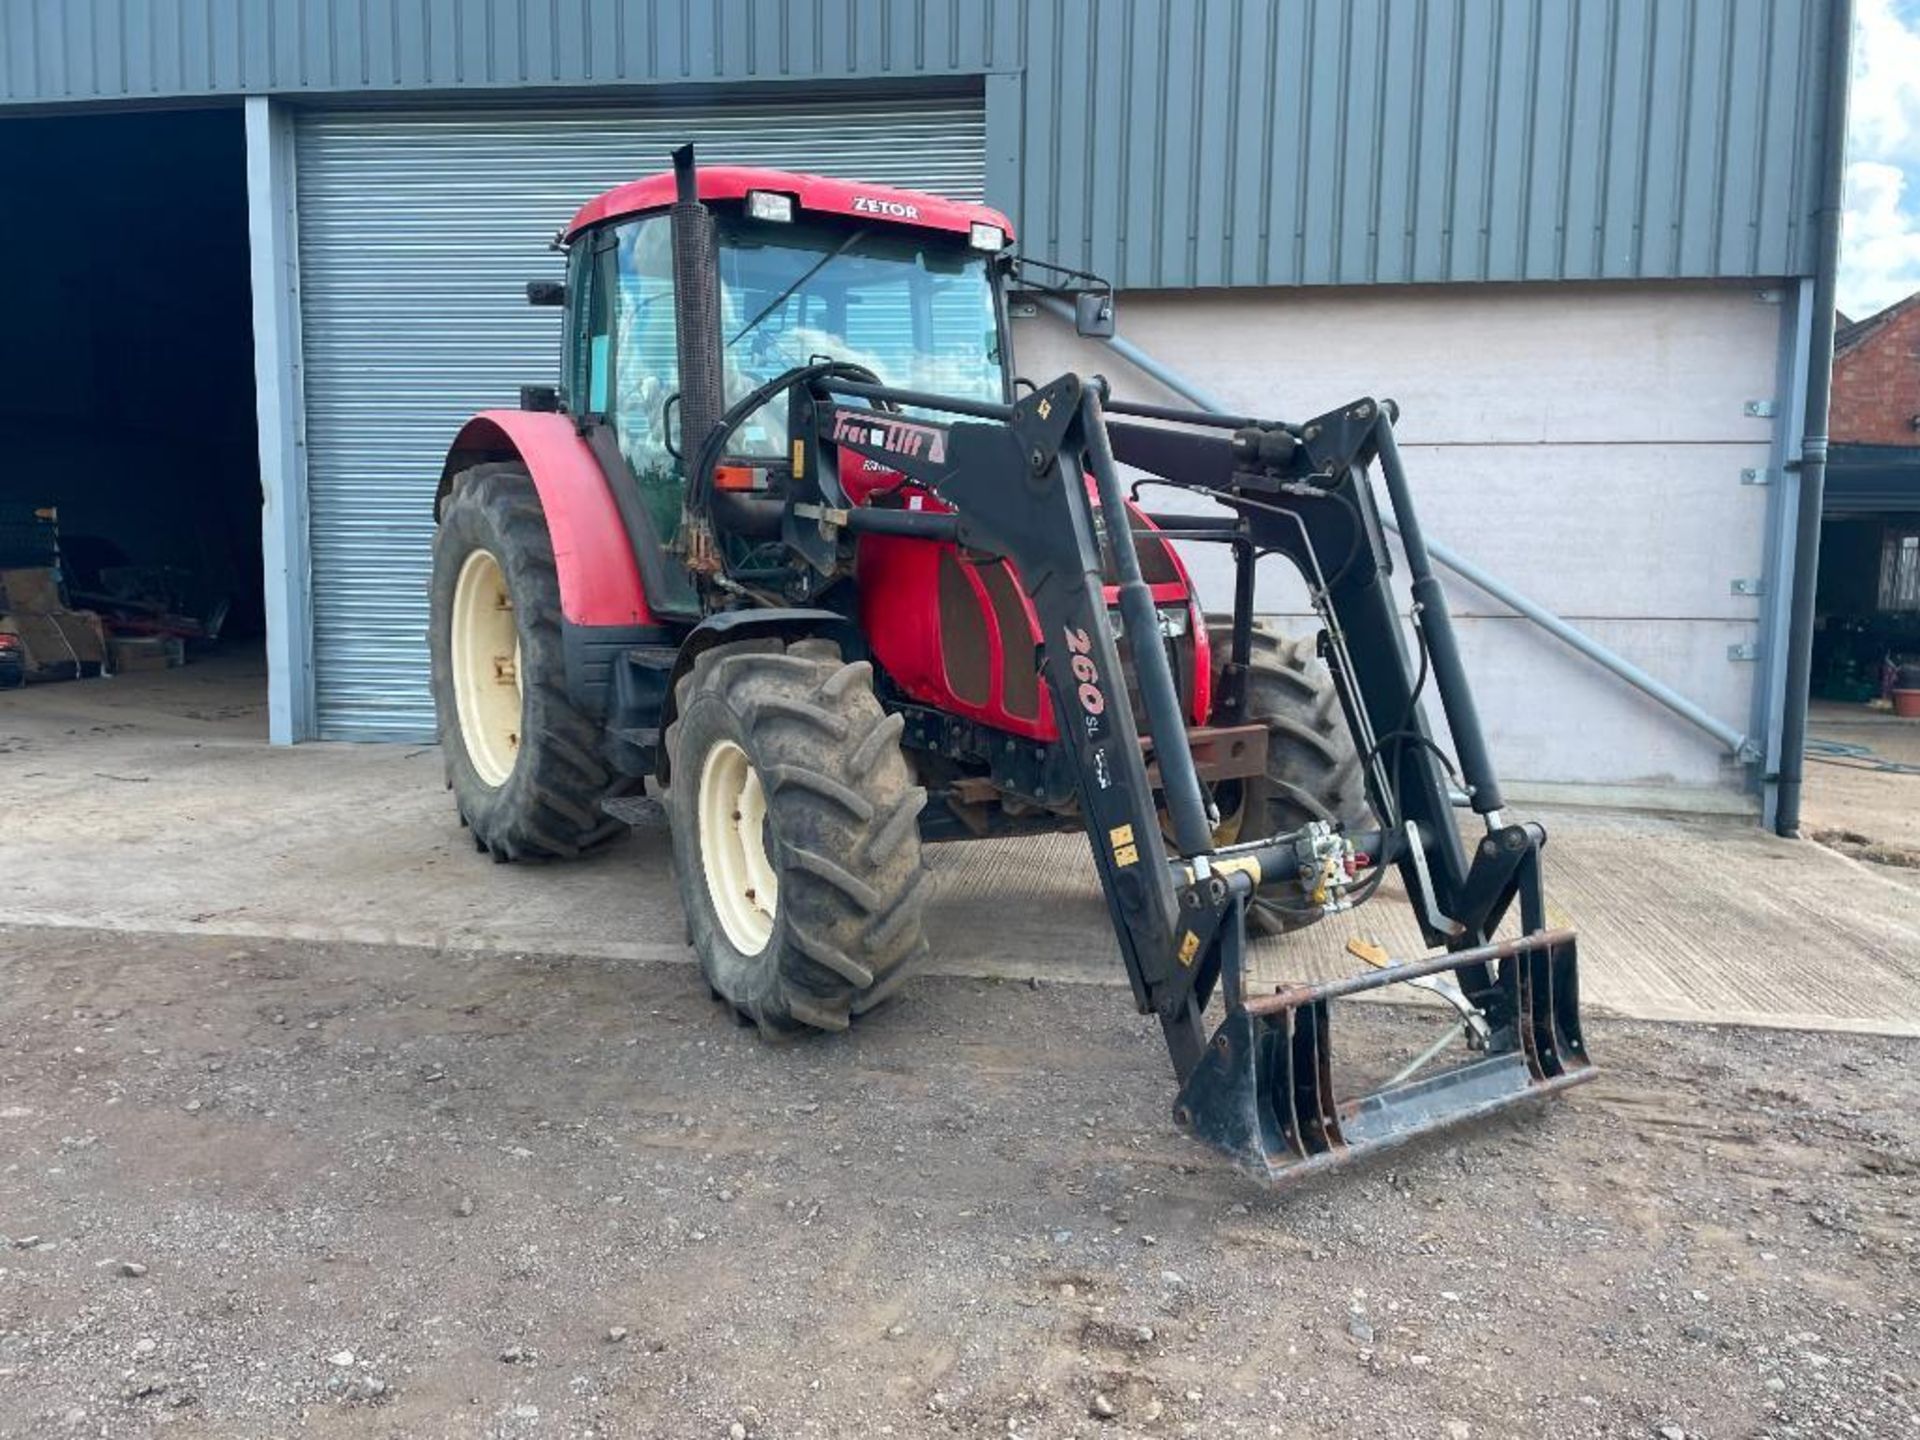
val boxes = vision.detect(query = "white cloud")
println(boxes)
[1848,0,1920,158]
[1840,161,1920,315]
[1840,0,1920,316]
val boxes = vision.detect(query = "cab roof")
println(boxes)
[563,165,1015,245]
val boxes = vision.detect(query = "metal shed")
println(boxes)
[0,0,1851,828]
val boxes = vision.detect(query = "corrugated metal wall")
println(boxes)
[1022,0,1834,288]
[0,1,1023,96]
[2,1,1840,290]
[295,99,984,739]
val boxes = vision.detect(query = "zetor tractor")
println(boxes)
[429,147,1591,1182]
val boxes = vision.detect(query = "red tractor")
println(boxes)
[430,147,1590,1182]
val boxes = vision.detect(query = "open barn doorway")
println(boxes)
[0,105,261,725]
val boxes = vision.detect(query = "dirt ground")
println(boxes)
[0,925,1913,1440]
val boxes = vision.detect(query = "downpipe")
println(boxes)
[1772,0,1853,837]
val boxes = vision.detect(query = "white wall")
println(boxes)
[1013,280,1783,803]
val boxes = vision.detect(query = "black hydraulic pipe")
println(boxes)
[1141,511,1241,532]
[1372,419,1506,816]
[1081,387,1215,859]
[1775,0,1854,838]
[821,376,1014,421]
[841,507,963,541]
[1102,397,1259,430]
[1231,539,1257,669]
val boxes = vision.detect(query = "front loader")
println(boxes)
[429,146,1592,1184]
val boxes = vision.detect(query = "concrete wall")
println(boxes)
[1014,280,1784,803]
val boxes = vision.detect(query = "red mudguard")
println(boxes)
[438,411,653,627]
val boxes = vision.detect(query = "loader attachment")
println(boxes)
[1175,923,1591,1182]
[792,364,1595,1184]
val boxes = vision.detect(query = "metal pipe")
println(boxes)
[1035,297,1754,761]
[842,507,962,541]
[1773,0,1854,838]
[1243,928,1577,1015]
[1081,387,1214,858]
[822,375,1014,421]
[1374,420,1505,814]
[669,145,726,506]
[1103,396,1256,429]
[1410,539,1752,759]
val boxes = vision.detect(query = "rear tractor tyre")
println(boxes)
[1207,619,1370,936]
[429,461,633,862]
[666,639,930,1036]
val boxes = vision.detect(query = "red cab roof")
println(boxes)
[564,165,1015,245]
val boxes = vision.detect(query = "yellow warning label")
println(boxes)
[1176,930,1200,967]
[1037,397,1053,419]
[1110,824,1138,868]
[1345,936,1390,969]
[790,438,806,478]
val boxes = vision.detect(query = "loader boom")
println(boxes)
[792,369,1592,1179]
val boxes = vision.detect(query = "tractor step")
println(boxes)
[624,645,679,671]
[600,793,666,828]
[607,726,662,774]
[1174,927,1592,1184]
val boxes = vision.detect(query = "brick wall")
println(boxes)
[1831,297,1920,446]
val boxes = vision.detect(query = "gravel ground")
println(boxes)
[0,924,1914,1440]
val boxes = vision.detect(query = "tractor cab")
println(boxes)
[553,167,1021,552]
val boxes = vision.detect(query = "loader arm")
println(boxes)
[793,371,1592,1181]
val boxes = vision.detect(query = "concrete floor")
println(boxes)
[1803,698,1920,856]
[2,650,1916,1036]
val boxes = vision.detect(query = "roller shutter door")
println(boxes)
[296,99,986,740]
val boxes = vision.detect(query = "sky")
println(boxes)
[1841,0,1920,317]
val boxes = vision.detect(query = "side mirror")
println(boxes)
[526,279,567,307]
[1074,291,1115,339]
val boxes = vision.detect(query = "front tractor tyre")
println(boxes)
[667,639,930,1036]
[429,462,632,861]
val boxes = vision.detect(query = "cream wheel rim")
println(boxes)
[697,737,777,955]
[450,548,523,787]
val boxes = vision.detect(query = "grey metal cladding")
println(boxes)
[1015,0,1834,289]
[296,99,985,741]
[2,1,1838,289]
[0,0,1025,96]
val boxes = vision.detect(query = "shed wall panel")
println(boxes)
[294,97,984,740]
[1,0,1840,290]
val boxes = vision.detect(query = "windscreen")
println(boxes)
[714,213,1006,457]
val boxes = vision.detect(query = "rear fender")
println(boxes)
[438,411,652,627]
[656,608,864,783]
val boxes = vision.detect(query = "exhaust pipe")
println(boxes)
[670,144,727,512]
